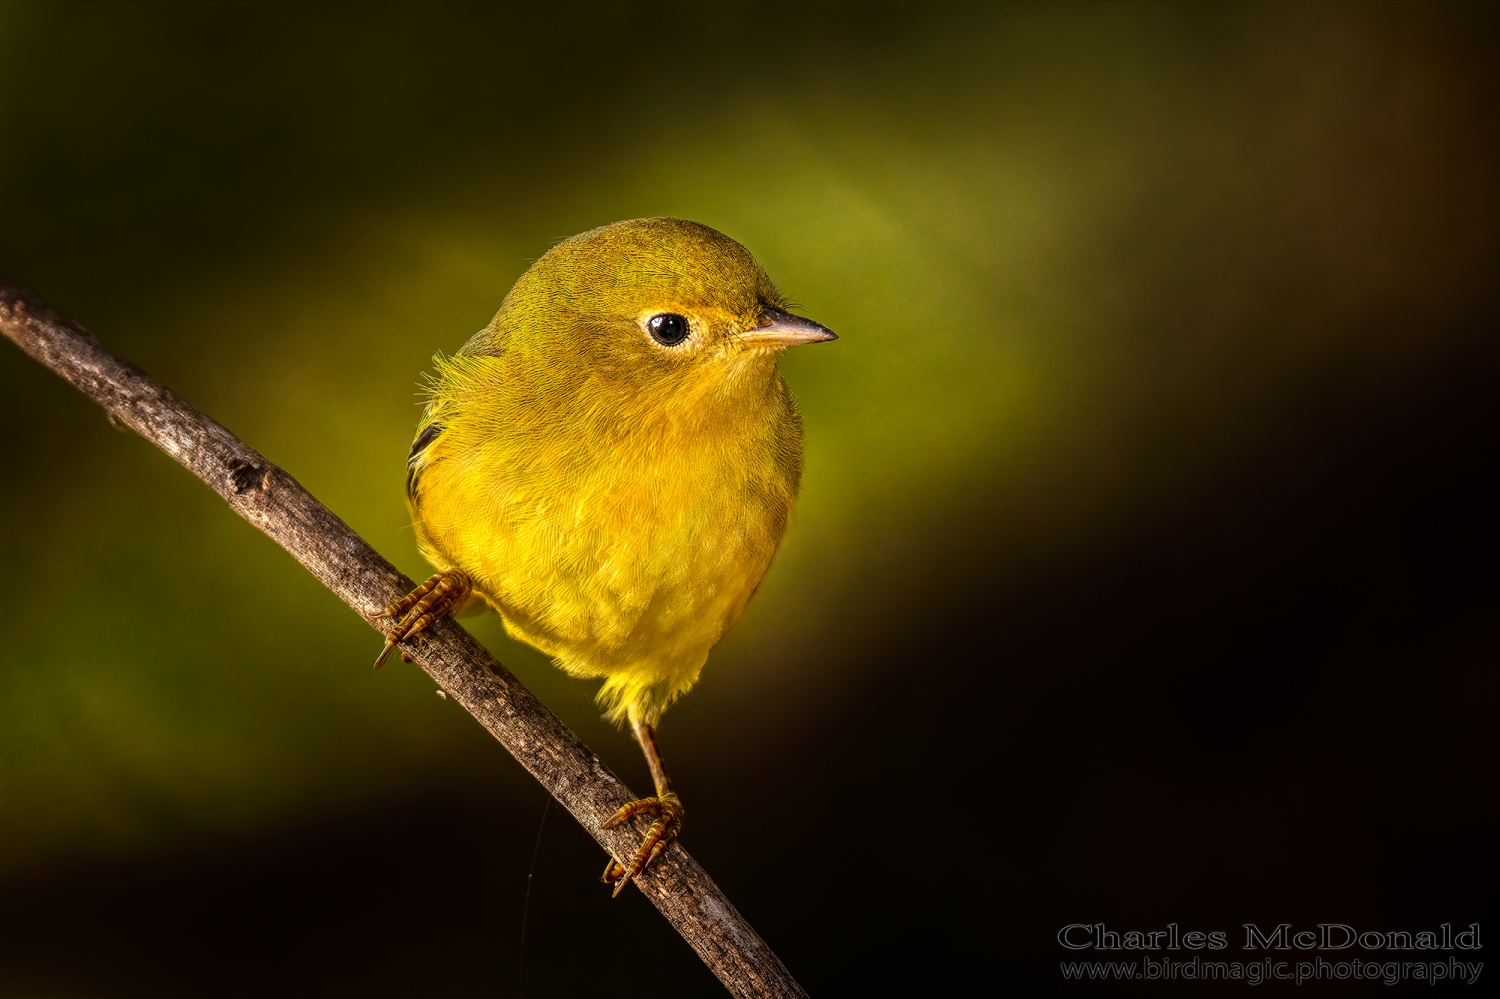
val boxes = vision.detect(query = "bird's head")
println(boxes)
[483,218,835,409]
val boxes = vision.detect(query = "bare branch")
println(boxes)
[1,283,807,999]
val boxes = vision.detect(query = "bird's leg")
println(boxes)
[600,717,683,897]
[374,570,471,668]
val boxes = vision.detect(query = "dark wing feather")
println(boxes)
[406,423,443,501]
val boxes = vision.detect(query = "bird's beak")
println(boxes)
[741,309,838,348]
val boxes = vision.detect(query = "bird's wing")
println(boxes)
[406,421,444,501]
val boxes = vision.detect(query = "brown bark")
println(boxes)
[1,283,808,999]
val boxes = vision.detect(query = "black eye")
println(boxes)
[648,313,689,346]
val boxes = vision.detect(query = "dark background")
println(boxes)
[1,2,1495,996]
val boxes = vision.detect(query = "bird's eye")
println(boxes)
[647,313,690,346]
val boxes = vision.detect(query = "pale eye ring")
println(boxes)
[647,313,690,346]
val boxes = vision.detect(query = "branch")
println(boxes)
[1,283,807,999]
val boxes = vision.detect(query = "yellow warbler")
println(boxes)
[377,218,835,891]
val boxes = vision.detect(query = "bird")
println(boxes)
[375,218,836,894]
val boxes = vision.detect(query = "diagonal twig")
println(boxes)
[0,282,808,999]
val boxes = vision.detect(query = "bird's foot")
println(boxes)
[600,791,683,897]
[374,571,471,668]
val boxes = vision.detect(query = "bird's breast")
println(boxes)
[413,401,800,679]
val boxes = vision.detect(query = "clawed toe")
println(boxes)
[601,792,682,897]
[374,571,471,668]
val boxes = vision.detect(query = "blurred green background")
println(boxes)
[1,2,1496,996]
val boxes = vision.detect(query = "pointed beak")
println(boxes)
[741,309,838,348]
